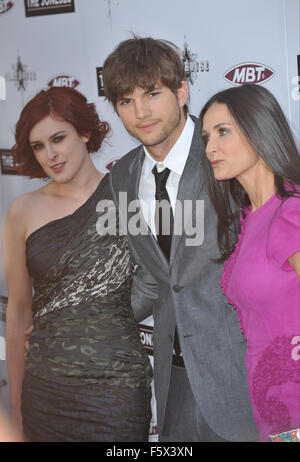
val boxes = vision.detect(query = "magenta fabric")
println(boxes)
[221,187,300,442]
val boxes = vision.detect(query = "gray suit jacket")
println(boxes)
[109,117,258,441]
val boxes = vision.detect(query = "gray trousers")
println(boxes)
[160,366,227,442]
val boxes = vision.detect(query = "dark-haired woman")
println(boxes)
[200,84,300,442]
[5,87,152,442]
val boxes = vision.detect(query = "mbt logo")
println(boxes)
[0,1,13,14]
[48,75,80,89]
[224,63,274,85]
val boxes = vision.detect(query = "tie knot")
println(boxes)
[152,166,171,190]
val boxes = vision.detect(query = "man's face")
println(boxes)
[116,81,188,161]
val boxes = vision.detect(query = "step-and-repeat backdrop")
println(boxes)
[0,0,299,441]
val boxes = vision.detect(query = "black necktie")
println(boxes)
[152,165,184,367]
[152,166,173,260]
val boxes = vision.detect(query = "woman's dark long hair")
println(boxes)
[199,84,300,262]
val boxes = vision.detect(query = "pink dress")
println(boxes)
[221,188,300,442]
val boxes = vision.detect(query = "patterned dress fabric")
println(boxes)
[22,174,152,442]
[221,186,300,442]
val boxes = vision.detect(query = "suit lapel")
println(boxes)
[170,117,205,265]
[119,146,169,271]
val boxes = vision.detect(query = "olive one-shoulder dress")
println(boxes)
[22,175,152,442]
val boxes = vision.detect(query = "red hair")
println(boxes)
[12,87,109,178]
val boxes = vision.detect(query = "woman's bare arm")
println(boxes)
[5,196,33,434]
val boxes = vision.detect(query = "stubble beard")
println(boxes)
[127,104,183,151]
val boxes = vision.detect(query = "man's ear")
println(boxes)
[177,80,189,108]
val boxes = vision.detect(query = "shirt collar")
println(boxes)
[142,116,195,178]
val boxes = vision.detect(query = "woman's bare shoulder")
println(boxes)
[8,188,45,216]
[7,188,48,238]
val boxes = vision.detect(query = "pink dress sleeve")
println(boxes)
[268,197,300,271]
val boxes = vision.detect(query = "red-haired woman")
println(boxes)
[5,87,152,442]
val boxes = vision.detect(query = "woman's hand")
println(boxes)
[24,325,33,356]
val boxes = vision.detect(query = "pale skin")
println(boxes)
[6,114,104,439]
[202,102,300,279]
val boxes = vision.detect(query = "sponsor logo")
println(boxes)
[182,38,209,85]
[224,62,274,85]
[48,75,80,89]
[0,76,5,100]
[0,0,13,14]
[139,324,153,356]
[24,0,75,17]
[182,41,210,85]
[96,67,105,97]
[292,55,300,101]
[0,297,6,321]
[0,149,19,175]
[5,55,37,104]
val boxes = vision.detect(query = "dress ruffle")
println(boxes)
[250,335,300,440]
[220,212,249,336]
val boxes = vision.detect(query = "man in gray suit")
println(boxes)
[103,37,258,442]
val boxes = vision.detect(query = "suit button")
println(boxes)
[173,285,183,292]
[168,334,173,343]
